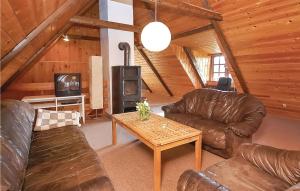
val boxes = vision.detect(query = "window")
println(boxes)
[211,54,230,81]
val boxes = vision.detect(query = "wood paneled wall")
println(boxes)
[208,0,300,118]
[135,46,194,98]
[1,0,91,87]
[2,38,100,101]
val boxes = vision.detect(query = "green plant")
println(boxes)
[136,100,151,121]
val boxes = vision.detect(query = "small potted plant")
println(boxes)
[136,99,151,121]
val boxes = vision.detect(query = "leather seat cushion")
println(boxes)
[166,114,226,149]
[1,100,35,191]
[23,126,114,191]
[203,157,290,191]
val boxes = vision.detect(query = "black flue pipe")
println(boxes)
[118,42,131,66]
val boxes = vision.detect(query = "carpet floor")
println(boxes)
[97,140,224,191]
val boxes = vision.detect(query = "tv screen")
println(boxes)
[54,73,81,97]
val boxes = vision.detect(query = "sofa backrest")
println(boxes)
[183,89,220,119]
[1,100,35,191]
[182,89,265,124]
[238,143,300,186]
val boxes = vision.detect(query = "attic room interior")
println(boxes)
[1,0,300,191]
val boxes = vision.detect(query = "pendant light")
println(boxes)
[141,0,171,52]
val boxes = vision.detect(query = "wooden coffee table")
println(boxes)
[112,112,202,191]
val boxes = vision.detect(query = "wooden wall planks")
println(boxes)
[135,46,195,98]
[0,0,91,87]
[208,0,300,118]
[2,38,100,102]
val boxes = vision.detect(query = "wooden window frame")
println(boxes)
[210,54,229,81]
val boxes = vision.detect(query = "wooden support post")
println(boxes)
[135,46,173,96]
[172,24,214,40]
[202,0,249,93]
[70,16,141,33]
[138,0,222,21]
[142,78,153,93]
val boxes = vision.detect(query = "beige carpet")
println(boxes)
[97,140,224,191]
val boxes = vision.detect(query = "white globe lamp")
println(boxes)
[141,21,171,52]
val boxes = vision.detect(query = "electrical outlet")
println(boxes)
[282,104,287,108]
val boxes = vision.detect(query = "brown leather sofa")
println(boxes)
[177,143,300,191]
[1,100,114,191]
[162,89,266,158]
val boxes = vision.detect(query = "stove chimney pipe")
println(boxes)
[118,42,131,66]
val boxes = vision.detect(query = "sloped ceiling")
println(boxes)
[1,0,68,56]
[1,0,299,118]
[207,0,300,118]
[0,0,94,88]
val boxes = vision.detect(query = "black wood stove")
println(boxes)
[112,42,141,114]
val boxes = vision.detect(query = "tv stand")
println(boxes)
[22,95,86,124]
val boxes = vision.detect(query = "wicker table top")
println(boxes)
[112,112,201,146]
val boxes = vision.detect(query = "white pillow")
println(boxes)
[34,109,81,131]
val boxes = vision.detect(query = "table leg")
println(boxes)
[81,96,85,124]
[195,135,202,171]
[112,118,117,145]
[154,147,161,191]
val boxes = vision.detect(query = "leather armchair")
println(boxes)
[162,89,266,158]
[177,143,300,191]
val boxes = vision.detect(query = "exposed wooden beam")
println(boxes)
[135,46,173,96]
[1,24,72,92]
[1,0,97,92]
[142,78,153,93]
[202,0,249,93]
[172,24,214,40]
[171,44,205,88]
[1,0,82,69]
[70,16,141,33]
[139,0,223,21]
[183,47,206,88]
[67,34,100,41]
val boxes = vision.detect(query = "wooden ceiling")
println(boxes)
[133,0,220,54]
[0,0,95,89]
[1,0,299,118]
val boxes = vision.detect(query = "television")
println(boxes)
[54,73,81,97]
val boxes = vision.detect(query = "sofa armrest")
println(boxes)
[227,122,256,137]
[177,170,229,191]
[162,99,185,114]
[238,143,300,186]
[227,111,265,137]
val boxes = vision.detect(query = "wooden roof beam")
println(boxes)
[0,0,90,69]
[142,78,153,93]
[139,0,223,21]
[1,24,72,92]
[1,0,97,91]
[67,34,100,41]
[70,16,141,33]
[135,46,173,96]
[172,24,214,40]
[202,0,249,93]
[171,44,205,88]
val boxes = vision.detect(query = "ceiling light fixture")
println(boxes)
[141,0,171,52]
[63,35,70,42]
